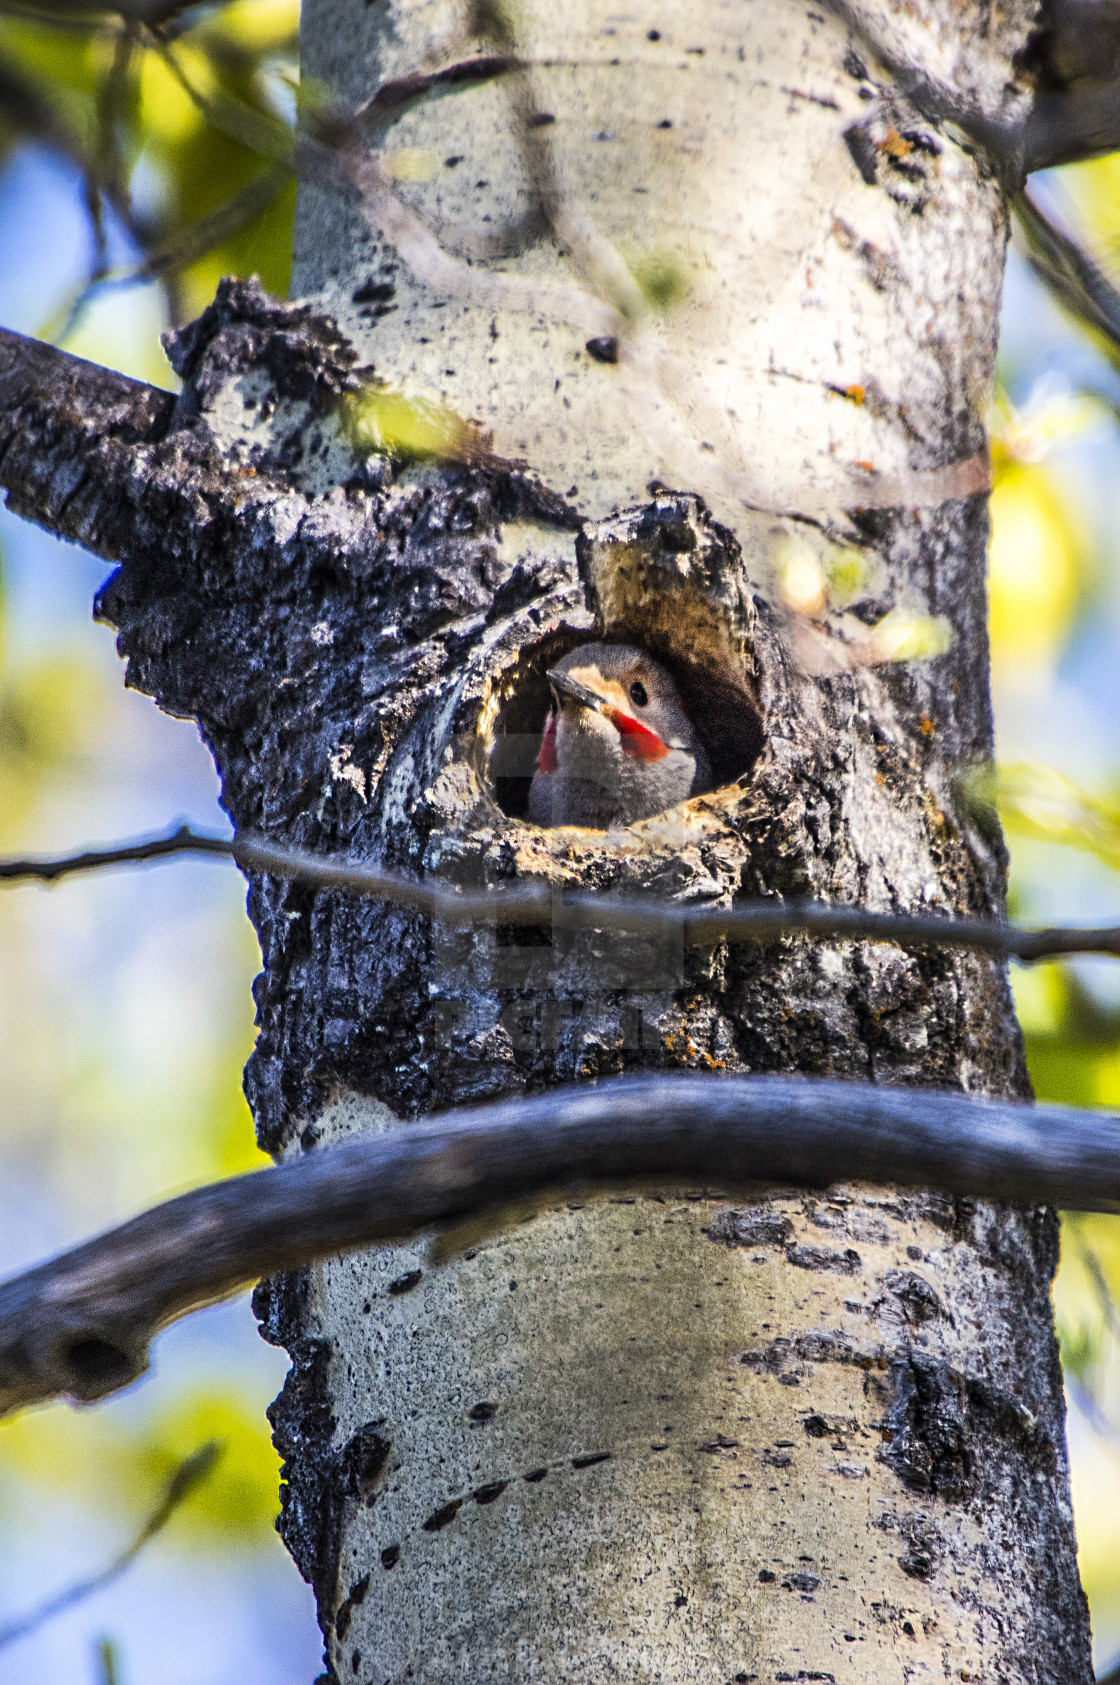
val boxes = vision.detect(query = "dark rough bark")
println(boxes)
[0,329,173,544]
[93,290,1022,1121]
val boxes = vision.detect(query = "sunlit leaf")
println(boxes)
[344,387,480,463]
[134,1392,282,1546]
[775,535,827,617]
[137,47,203,147]
[990,380,1107,470]
[630,249,690,312]
[987,463,1082,671]
[195,0,299,57]
[987,761,1120,876]
[864,606,952,664]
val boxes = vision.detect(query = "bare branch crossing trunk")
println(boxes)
[0,0,1097,1680]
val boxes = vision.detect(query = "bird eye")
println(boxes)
[629,681,648,708]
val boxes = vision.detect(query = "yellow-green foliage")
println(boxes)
[630,249,690,313]
[344,385,478,463]
[1,1390,282,1551]
[986,377,1120,1650]
[0,0,298,332]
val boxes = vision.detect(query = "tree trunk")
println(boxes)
[53,0,1094,1679]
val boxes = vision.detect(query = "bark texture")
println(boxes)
[0,0,1095,1677]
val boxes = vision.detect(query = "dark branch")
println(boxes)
[60,166,292,341]
[0,823,231,882]
[824,0,1120,177]
[0,327,173,552]
[1023,79,1120,170]
[5,822,1120,964]
[347,55,518,141]
[1020,0,1120,170]
[1013,187,1120,364]
[3,1072,1120,1419]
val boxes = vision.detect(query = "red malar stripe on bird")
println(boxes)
[538,714,558,772]
[604,706,670,761]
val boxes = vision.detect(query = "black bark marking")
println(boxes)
[740,1329,872,1381]
[339,1423,392,1500]
[585,335,619,363]
[334,1573,370,1641]
[785,1244,861,1273]
[707,1207,794,1249]
[878,1353,1052,1502]
[257,1274,346,1636]
[874,1508,943,1579]
[883,1269,946,1325]
[422,1499,463,1532]
[878,1356,974,1499]
[254,1283,388,1658]
[387,1270,423,1296]
[782,1572,820,1592]
[351,279,396,304]
[844,118,880,183]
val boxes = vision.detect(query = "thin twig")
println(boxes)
[83,21,137,284]
[95,1637,121,1685]
[4,1071,1120,1419]
[57,165,292,333]
[151,35,294,165]
[1072,1234,1120,1345]
[815,0,1020,178]
[3,822,1120,964]
[0,823,232,883]
[1013,189,1120,366]
[0,1440,222,1651]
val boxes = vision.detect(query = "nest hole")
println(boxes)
[486,627,764,822]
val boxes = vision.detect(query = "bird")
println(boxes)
[528,642,711,829]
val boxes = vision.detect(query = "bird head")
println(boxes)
[531,642,710,827]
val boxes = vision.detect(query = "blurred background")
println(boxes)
[3,8,1120,1681]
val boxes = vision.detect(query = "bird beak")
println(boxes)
[546,668,609,714]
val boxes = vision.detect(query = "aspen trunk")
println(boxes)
[95,0,1094,1679]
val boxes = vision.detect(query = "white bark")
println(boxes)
[306,1090,1073,1683]
[296,0,1022,527]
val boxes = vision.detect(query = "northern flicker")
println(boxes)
[528,642,711,829]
